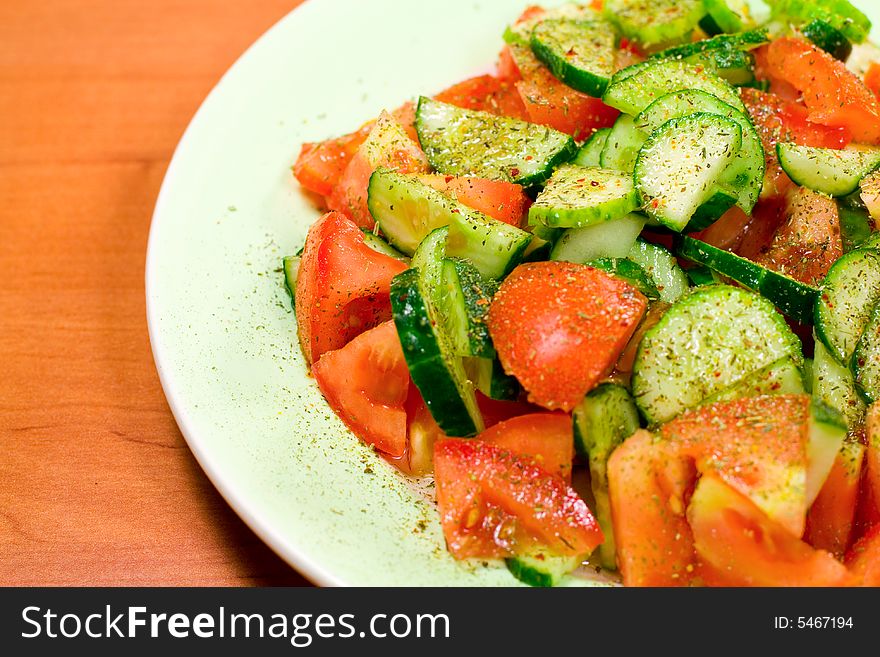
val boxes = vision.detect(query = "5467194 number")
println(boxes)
[774,617,854,629]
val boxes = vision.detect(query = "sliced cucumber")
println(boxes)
[550,213,647,263]
[439,258,497,360]
[503,2,599,46]
[587,258,661,299]
[801,19,853,61]
[635,89,764,213]
[282,254,300,305]
[805,400,848,506]
[650,29,766,85]
[678,236,819,324]
[465,356,521,402]
[506,549,583,587]
[367,169,531,278]
[604,0,706,48]
[701,0,755,35]
[599,114,646,172]
[573,127,612,167]
[686,264,721,287]
[415,97,576,186]
[627,238,689,304]
[853,303,880,403]
[530,18,618,97]
[634,113,742,232]
[573,383,640,570]
[632,285,803,425]
[776,143,880,197]
[838,205,874,252]
[813,339,867,430]
[410,226,449,310]
[699,356,806,406]
[361,231,410,263]
[390,267,483,437]
[602,59,746,116]
[814,248,880,365]
[528,165,640,228]
[770,0,871,44]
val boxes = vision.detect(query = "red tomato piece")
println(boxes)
[294,211,408,365]
[475,393,543,429]
[487,262,647,411]
[689,206,751,252]
[434,74,529,120]
[742,87,851,198]
[846,524,880,586]
[688,475,852,587]
[660,394,811,537]
[434,438,603,560]
[607,430,699,586]
[806,441,865,559]
[735,196,788,263]
[858,403,880,530]
[477,413,573,482]
[327,111,430,229]
[312,320,409,458]
[866,62,880,100]
[417,174,529,226]
[765,37,880,145]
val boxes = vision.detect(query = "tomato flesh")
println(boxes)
[688,475,852,587]
[477,413,573,481]
[487,262,647,412]
[417,174,529,226]
[434,438,603,560]
[312,320,410,458]
[607,430,699,586]
[806,442,865,559]
[294,211,408,365]
[434,74,528,120]
[846,524,880,586]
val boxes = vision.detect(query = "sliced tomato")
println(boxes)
[755,187,843,286]
[327,111,430,229]
[742,87,852,198]
[607,430,699,586]
[434,74,528,120]
[614,301,669,380]
[294,211,408,365]
[475,393,543,429]
[806,441,865,559]
[866,62,880,100]
[477,413,573,481]
[417,174,529,226]
[312,320,410,458]
[660,394,811,537]
[857,403,880,531]
[434,438,602,560]
[735,196,788,263]
[487,262,647,411]
[846,524,880,586]
[689,207,751,252]
[765,37,880,145]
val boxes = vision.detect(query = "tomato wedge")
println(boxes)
[477,413,573,482]
[294,211,407,365]
[858,403,880,530]
[866,62,880,100]
[660,394,810,537]
[312,320,410,458]
[607,430,699,586]
[765,37,880,145]
[488,262,647,412]
[688,475,852,587]
[416,174,529,227]
[434,438,603,560]
[434,74,528,120]
[806,441,865,559]
[846,525,880,586]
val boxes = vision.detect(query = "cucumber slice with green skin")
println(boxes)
[863,232,880,250]
[635,89,765,214]
[770,0,871,44]
[361,230,410,263]
[573,127,612,167]
[815,248,880,365]
[411,226,452,328]
[573,383,640,570]
[805,400,848,506]
[505,550,584,587]
[503,2,599,47]
[649,29,767,85]
[853,303,880,403]
[627,238,689,303]
[528,165,640,228]
[465,356,522,401]
[439,258,498,360]
[698,356,807,406]
[367,169,531,278]
[634,113,742,232]
[604,0,706,48]
[813,339,866,430]
[701,0,755,35]
[776,143,880,197]
[282,255,300,304]
[632,284,803,425]
[530,19,618,97]
[677,236,819,325]
[838,205,874,253]
[586,258,661,299]
[550,212,646,263]
[686,264,721,287]
[599,115,646,172]
[602,59,746,116]
[801,19,853,61]
[390,268,483,437]
[414,97,576,187]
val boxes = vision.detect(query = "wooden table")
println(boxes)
[0,0,311,585]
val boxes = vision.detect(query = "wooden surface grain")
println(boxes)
[0,0,311,585]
